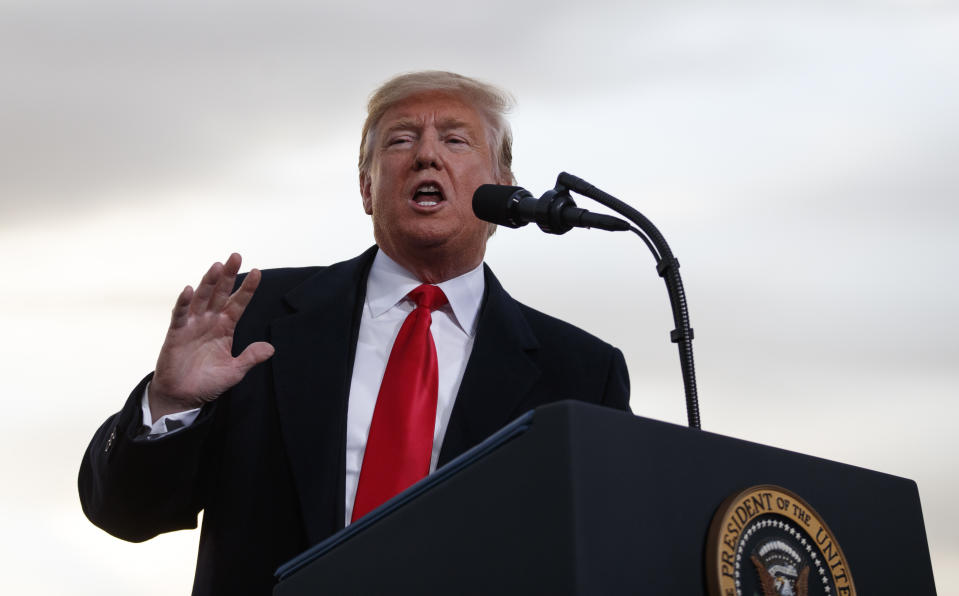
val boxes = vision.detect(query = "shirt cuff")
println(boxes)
[139,383,201,439]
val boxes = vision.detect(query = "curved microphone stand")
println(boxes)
[555,172,701,429]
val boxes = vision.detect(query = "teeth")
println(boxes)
[416,200,438,207]
[418,184,439,193]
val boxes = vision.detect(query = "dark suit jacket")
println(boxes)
[79,246,630,595]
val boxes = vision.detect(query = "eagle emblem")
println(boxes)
[706,485,856,596]
[750,538,810,596]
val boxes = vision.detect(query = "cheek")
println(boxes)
[370,176,398,209]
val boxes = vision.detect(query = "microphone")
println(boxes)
[473,184,631,235]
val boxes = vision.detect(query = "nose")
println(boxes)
[413,136,442,171]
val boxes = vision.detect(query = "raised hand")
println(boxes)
[148,253,275,421]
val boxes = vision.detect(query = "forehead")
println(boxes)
[379,91,487,132]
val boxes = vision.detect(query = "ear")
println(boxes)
[495,168,515,187]
[359,172,373,215]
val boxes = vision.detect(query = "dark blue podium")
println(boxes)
[273,401,936,595]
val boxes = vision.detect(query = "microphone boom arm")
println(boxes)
[556,172,701,429]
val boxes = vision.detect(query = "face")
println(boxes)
[360,91,506,274]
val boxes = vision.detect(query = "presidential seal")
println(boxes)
[706,485,856,596]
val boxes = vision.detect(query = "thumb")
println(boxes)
[235,341,276,373]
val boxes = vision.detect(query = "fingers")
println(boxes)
[188,253,244,316]
[235,341,276,373]
[169,285,195,330]
[190,260,225,315]
[209,253,242,312]
[224,252,242,274]
[225,267,261,321]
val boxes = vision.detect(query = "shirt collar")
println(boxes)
[366,249,486,336]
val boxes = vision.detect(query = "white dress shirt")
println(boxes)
[142,250,486,526]
[343,250,484,523]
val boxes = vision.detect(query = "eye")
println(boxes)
[386,134,414,147]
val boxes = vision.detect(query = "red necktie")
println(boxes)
[352,284,449,522]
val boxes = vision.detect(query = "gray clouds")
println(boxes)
[1,1,957,593]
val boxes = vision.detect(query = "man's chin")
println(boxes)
[375,220,487,266]
[392,222,457,250]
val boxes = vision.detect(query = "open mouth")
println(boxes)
[412,182,444,207]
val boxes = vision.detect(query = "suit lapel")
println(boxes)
[269,247,376,544]
[438,266,540,466]
[269,252,539,537]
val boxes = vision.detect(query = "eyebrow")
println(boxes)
[436,117,474,132]
[383,117,477,135]
[383,118,420,134]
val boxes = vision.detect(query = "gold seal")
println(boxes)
[706,485,856,596]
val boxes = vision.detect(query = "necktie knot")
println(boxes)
[409,284,448,312]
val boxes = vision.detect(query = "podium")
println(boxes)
[274,401,936,595]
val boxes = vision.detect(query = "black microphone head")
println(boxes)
[473,184,532,228]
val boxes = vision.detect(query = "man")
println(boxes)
[79,71,630,595]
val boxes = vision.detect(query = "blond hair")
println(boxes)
[358,71,515,183]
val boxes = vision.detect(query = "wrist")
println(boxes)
[146,381,201,423]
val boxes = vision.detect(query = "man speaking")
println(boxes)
[79,71,630,595]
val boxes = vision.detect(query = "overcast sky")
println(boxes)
[1,1,957,593]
